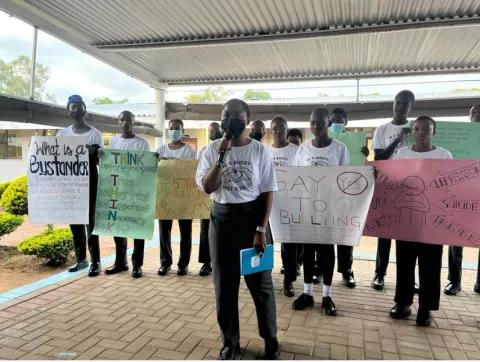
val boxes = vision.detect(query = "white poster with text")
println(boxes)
[270,166,375,246]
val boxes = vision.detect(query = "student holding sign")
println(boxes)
[104,111,150,278]
[58,95,103,277]
[292,108,350,316]
[371,90,415,290]
[444,103,480,295]
[196,99,279,360]
[390,116,452,326]
[156,119,196,276]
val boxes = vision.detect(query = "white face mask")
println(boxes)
[168,129,183,141]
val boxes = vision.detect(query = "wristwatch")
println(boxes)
[256,226,266,233]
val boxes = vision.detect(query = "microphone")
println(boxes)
[218,132,233,164]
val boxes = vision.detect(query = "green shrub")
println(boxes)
[0,181,11,198]
[0,176,27,215]
[17,227,73,265]
[0,212,23,237]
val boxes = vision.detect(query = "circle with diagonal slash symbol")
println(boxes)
[337,172,369,196]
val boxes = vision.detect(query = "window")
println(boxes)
[0,131,22,159]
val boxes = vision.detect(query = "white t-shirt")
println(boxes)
[196,139,278,204]
[156,143,195,160]
[57,125,104,147]
[294,139,350,166]
[109,135,150,151]
[371,122,410,159]
[393,146,453,160]
[269,143,298,167]
[197,146,206,160]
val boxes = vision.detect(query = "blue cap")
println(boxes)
[67,94,84,106]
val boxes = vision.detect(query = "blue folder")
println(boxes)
[240,244,274,276]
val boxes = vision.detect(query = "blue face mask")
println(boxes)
[168,129,183,141]
[329,123,345,135]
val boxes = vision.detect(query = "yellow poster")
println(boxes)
[156,160,212,219]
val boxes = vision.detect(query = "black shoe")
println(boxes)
[444,282,461,295]
[177,266,188,276]
[218,344,240,360]
[372,274,384,290]
[88,262,101,277]
[312,275,322,284]
[132,266,143,278]
[414,282,419,294]
[157,265,171,276]
[292,293,314,310]
[321,296,337,316]
[105,264,128,275]
[416,307,432,326]
[390,304,411,319]
[199,263,212,276]
[280,266,285,275]
[67,260,88,272]
[283,282,295,297]
[296,264,301,276]
[258,337,280,360]
[474,281,480,294]
[342,271,356,288]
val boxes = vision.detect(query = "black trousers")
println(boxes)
[303,244,335,286]
[112,237,145,267]
[448,246,480,285]
[336,245,353,274]
[281,243,298,283]
[159,219,192,268]
[210,200,277,347]
[70,158,100,263]
[375,238,392,276]
[199,219,211,264]
[394,240,443,310]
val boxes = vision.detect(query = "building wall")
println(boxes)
[0,132,34,183]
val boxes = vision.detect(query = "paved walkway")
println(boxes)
[0,243,479,360]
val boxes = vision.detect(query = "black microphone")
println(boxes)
[218,132,233,164]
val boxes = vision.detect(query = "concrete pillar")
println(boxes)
[154,84,168,148]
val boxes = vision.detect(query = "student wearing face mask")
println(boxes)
[156,119,195,276]
[249,120,266,142]
[197,122,223,276]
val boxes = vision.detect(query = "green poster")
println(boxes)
[93,149,158,239]
[331,131,367,166]
[431,121,480,160]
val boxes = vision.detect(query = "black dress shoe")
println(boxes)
[444,282,462,295]
[283,282,295,297]
[157,265,171,276]
[132,266,143,278]
[390,304,411,319]
[88,262,101,277]
[474,281,480,294]
[416,308,432,326]
[321,296,337,316]
[312,275,322,284]
[199,263,212,276]
[342,271,356,288]
[280,266,285,275]
[67,260,88,272]
[218,344,240,360]
[105,264,128,275]
[292,293,314,310]
[372,274,384,290]
[258,337,280,360]
[177,266,188,276]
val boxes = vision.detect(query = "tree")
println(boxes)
[185,86,230,103]
[243,89,272,101]
[0,55,54,102]
[92,97,129,105]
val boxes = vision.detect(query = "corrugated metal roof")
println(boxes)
[1,0,480,85]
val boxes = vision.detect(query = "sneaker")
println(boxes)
[292,293,314,310]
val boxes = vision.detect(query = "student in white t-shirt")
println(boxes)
[196,99,279,360]
[389,116,452,327]
[104,111,149,279]
[292,108,350,317]
[268,116,300,299]
[57,95,104,277]
[370,90,415,291]
[156,119,195,277]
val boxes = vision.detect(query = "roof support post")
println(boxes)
[29,26,38,100]
[154,84,168,148]
[356,78,360,103]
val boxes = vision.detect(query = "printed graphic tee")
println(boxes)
[269,143,298,167]
[196,139,278,204]
[109,135,150,151]
[156,143,195,160]
[371,122,410,159]
[294,139,350,166]
[57,125,104,147]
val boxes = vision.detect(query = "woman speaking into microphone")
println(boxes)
[196,99,279,360]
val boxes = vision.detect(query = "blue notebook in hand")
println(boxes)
[240,244,274,276]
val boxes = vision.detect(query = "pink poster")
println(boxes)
[364,159,480,248]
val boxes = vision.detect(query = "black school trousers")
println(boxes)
[448,246,480,285]
[159,219,192,268]
[210,199,277,347]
